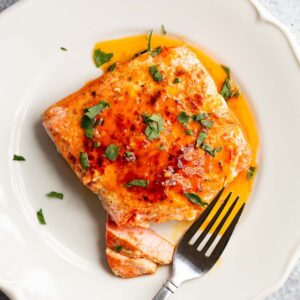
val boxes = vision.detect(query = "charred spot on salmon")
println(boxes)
[108,63,116,72]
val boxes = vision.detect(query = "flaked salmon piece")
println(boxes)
[106,248,156,278]
[106,217,174,265]
[42,45,251,228]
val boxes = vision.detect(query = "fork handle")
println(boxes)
[152,280,178,300]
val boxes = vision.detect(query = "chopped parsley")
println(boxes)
[173,77,180,84]
[13,154,25,161]
[108,63,116,72]
[104,144,119,161]
[147,30,153,52]
[149,65,163,82]
[143,114,164,140]
[192,113,209,121]
[202,144,222,157]
[221,78,232,100]
[60,47,67,51]
[126,179,149,188]
[46,191,64,200]
[185,128,193,136]
[80,152,90,169]
[159,144,165,150]
[94,118,103,127]
[84,128,94,139]
[161,24,167,35]
[221,65,230,77]
[220,65,240,100]
[37,209,46,225]
[94,141,100,148]
[93,49,113,68]
[247,166,256,180]
[200,119,214,129]
[84,100,110,119]
[178,111,189,124]
[184,192,208,207]
[196,132,207,148]
[150,46,161,57]
[125,151,134,158]
[114,245,123,252]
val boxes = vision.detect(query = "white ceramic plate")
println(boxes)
[0,0,300,299]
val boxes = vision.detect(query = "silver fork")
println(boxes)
[153,188,245,300]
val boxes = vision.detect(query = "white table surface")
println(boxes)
[0,0,299,299]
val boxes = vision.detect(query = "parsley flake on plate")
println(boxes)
[247,166,256,180]
[161,24,167,35]
[94,49,113,68]
[46,191,64,200]
[147,30,153,52]
[13,154,25,161]
[37,209,46,225]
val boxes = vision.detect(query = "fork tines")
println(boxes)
[179,188,245,260]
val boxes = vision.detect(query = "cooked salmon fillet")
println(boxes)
[42,45,251,229]
[106,248,157,278]
[106,217,174,265]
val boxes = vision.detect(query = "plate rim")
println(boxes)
[0,0,300,299]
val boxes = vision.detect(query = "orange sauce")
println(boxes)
[94,34,259,238]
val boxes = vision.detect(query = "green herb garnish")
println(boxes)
[94,49,113,68]
[149,65,163,82]
[161,24,167,35]
[220,65,240,100]
[159,144,164,150]
[221,65,231,77]
[46,191,64,200]
[192,113,209,121]
[85,128,94,139]
[80,152,90,169]
[200,119,214,129]
[126,179,149,188]
[185,128,193,136]
[150,46,161,57]
[173,78,180,84]
[84,100,110,119]
[125,151,134,158]
[114,245,123,252]
[37,209,46,225]
[196,132,208,148]
[60,47,67,51]
[104,144,119,161]
[147,30,153,52]
[94,141,100,148]
[13,154,25,161]
[143,114,164,140]
[202,144,222,157]
[108,63,116,72]
[221,78,232,100]
[247,166,256,180]
[178,111,189,124]
[184,192,208,207]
